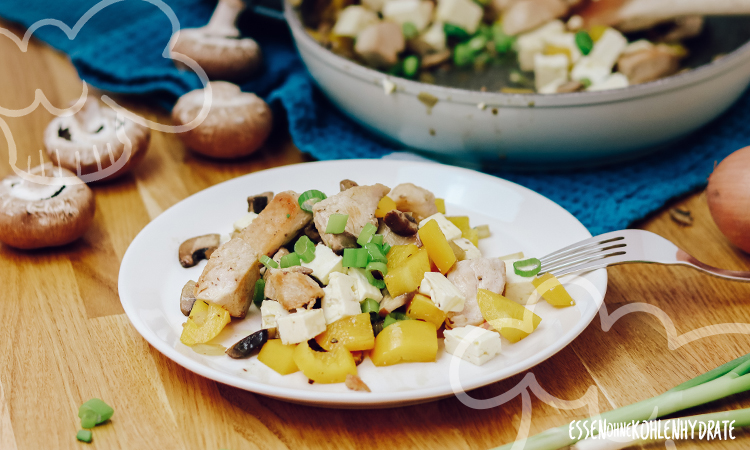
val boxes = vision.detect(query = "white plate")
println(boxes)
[118,160,607,408]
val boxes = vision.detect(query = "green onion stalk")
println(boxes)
[493,353,750,450]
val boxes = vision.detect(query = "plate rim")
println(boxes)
[118,159,607,407]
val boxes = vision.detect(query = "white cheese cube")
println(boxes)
[332,5,380,38]
[419,272,465,312]
[444,325,503,366]
[418,213,462,241]
[260,300,289,330]
[514,20,566,71]
[301,243,344,285]
[534,53,569,92]
[503,259,538,305]
[571,56,611,85]
[435,0,483,35]
[449,238,482,261]
[345,267,384,302]
[418,21,447,52]
[232,212,258,232]
[538,78,567,94]
[623,39,654,55]
[277,308,326,345]
[362,0,388,12]
[544,33,582,63]
[588,28,627,71]
[321,272,362,324]
[587,72,629,92]
[382,0,434,32]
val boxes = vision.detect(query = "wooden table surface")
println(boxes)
[2,20,750,450]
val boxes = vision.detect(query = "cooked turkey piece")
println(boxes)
[265,268,325,310]
[446,258,507,327]
[387,183,438,222]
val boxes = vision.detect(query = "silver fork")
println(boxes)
[539,230,750,281]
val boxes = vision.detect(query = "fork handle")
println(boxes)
[677,249,750,282]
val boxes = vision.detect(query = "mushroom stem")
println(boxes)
[204,0,245,37]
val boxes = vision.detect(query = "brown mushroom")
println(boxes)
[180,280,197,316]
[179,233,220,268]
[556,80,585,93]
[43,97,150,183]
[339,179,358,191]
[247,191,273,213]
[383,210,419,236]
[617,45,681,85]
[379,290,416,316]
[169,0,262,81]
[0,164,95,249]
[172,81,273,159]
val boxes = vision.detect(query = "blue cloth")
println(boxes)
[1,0,747,234]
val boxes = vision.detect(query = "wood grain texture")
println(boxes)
[1,19,750,450]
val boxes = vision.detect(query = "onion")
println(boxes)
[707,146,750,253]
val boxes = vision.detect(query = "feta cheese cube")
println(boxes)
[301,243,344,285]
[418,21,447,52]
[260,300,289,330]
[332,5,379,38]
[362,0,388,12]
[503,259,539,305]
[444,325,502,366]
[449,238,482,261]
[587,72,629,92]
[276,308,326,345]
[544,33,582,64]
[538,78,567,94]
[382,0,434,32]
[232,212,258,232]
[534,53,569,92]
[436,0,483,35]
[345,267,384,302]
[418,213,462,241]
[514,20,566,71]
[419,272,465,312]
[570,56,611,85]
[322,272,362,323]
[588,28,627,71]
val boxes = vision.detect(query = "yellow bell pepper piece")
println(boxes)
[476,289,541,343]
[589,25,608,42]
[384,247,430,297]
[406,294,447,328]
[375,196,397,218]
[418,219,456,274]
[532,273,575,307]
[180,300,231,346]
[446,216,478,246]
[544,44,571,59]
[258,340,299,375]
[386,244,420,271]
[315,313,375,351]
[293,340,357,383]
[435,198,446,214]
[370,320,438,366]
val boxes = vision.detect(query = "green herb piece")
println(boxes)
[78,399,114,426]
[467,35,488,52]
[513,257,541,277]
[76,430,92,443]
[365,243,387,264]
[360,298,380,315]
[260,255,278,270]
[443,23,471,41]
[370,234,384,247]
[294,236,316,263]
[492,23,515,53]
[253,279,265,309]
[575,30,594,55]
[402,22,419,40]
[403,55,420,78]
[357,223,378,247]
[342,248,370,268]
[280,252,301,268]
[383,312,410,328]
[325,214,349,234]
[580,78,592,88]
[298,190,327,212]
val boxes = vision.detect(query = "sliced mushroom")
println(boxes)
[247,191,274,213]
[272,247,290,264]
[377,220,418,246]
[383,210,419,236]
[421,49,452,70]
[43,97,150,183]
[345,374,371,392]
[180,280,197,316]
[617,45,681,85]
[379,290,416,317]
[304,222,322,244]
[556,80,585,93]
[179,233,221,268]
[226,329,269,359]
[169,0,261,81]
[286,265,314,276]
[339,179,358,191]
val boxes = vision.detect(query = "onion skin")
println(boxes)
[707,146,750,253]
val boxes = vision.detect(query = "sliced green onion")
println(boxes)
[80,409,97,429]
[580,78,592,88]
[383,311,410,328]
[78,399,113,426]
[76,430,92,443]
[260,255,278,270]
[403,55,420,79]
[361,298,380,315]
[381,242,391,255]
[253,279,265,309]
[402,21,419,40]
[467,35,488,53]
[365,243,387,263]
[342,248,370,268]
[370,234,384,247]
[366,261,388,278]
[513,257,541,277]
[294,236,316,263]
[444,23,471,41]
[454,43,474,67]
[575,30,594,55]
[325,214,348,234]
[280,252,301,268]
[357,223,378,247]
[298,189,327,212]
[492,23,515,53]
[365,262,387,289]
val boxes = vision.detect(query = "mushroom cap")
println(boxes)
[172,81,273,159]
[0,164,95,249]
[170,29,262,81]
[43,97,151,183]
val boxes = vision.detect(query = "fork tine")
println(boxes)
[542,249,627,274]
[539,230,626,263]
[540,243,627,270]
[548,251,630,278]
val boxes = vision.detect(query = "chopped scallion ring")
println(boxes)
[365,243,387,264]
[253,279,265,309]
[342,248,370,268]
[360,298,380,315]
[513,257,542,277]
[357,223,378,246]
[365,261,387,289]
[383,311,410,328]
[280,252,301,269]
[260,255,278,270]
[294,235,316,263]
[325,214,349,234]
[298,189,327,212]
